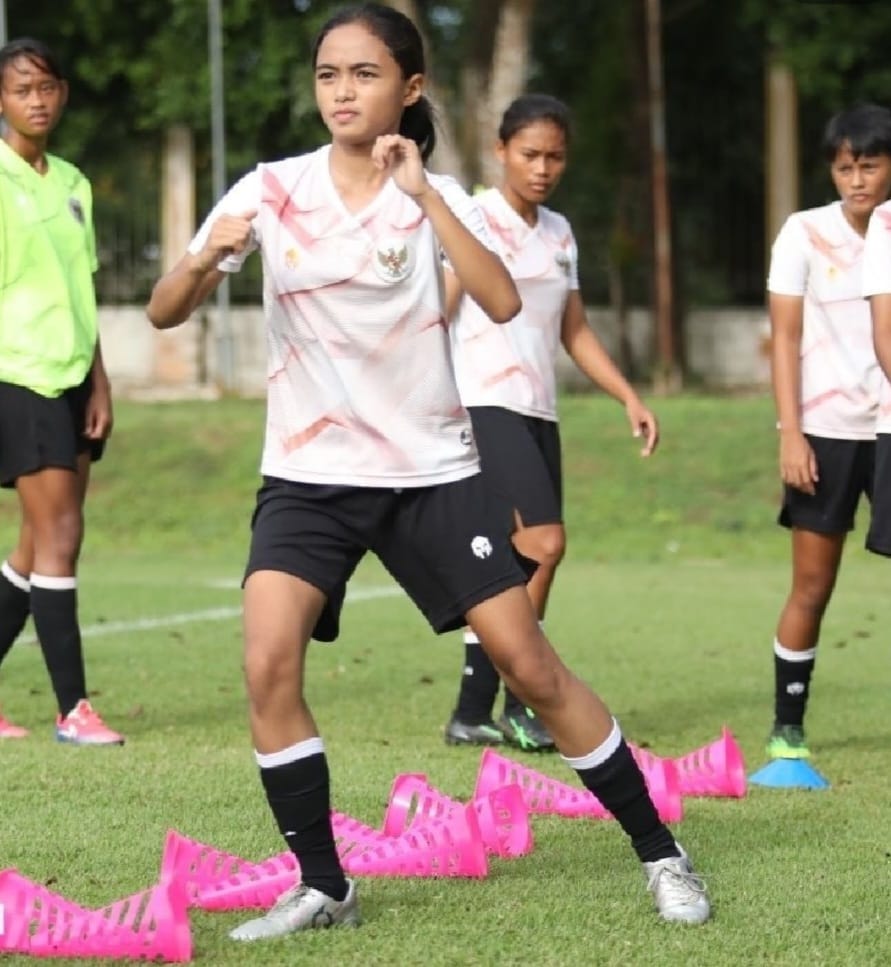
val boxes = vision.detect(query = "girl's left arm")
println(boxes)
[561,290,659,455]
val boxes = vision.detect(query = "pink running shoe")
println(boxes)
[55,699,125,746]
[0,713,29,739]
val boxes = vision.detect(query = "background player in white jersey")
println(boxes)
[766,104,891,761]
[444,94,659,752]
[147,3,709,940]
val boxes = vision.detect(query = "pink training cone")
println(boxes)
[627,751,684,822]
[382,772,533,858]
[475,747,682,824]
[0,868,192,963]
[193,853,299,912]
[475,748,609,819]
[195,811,387,911]
[345,803,488,878]
[643,727,747,798]
[159,829,254,898]
[630,727,746,798]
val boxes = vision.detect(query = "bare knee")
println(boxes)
[497,646,566,710]
[514,524,566,569]
[790,568,836,616]
[244,639,302,710]
[31,509,84,571]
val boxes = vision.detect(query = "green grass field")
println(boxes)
[1,394,889,966]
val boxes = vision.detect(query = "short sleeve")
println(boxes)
[429,175,498,268]
[566,223,580,291]
[767,214,809,296]
[187,168,261,273]
[862,203,891,297]
[84,180,98,274]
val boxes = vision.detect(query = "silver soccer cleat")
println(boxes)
[229,879,361,941]
[643,847,710,925]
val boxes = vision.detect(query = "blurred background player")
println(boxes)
[444,94,658,752]
[765,104,891,760]
[0,39,123,745]
[147,4,709,939]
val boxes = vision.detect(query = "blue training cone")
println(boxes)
[749,758,830,790]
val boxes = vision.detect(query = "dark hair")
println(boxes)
[498,94,572,145]
[312,3,436,161]
[0,37,64,83]
[822,103,891,162]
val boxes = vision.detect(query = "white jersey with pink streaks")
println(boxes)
[768,200,880,440]
[449,188,578,421]
[189,146,488,487]
[861,200,891,433]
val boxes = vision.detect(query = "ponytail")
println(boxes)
[401,96,436,162]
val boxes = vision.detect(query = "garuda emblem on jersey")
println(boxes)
[68,197,85,225]
[373,237,412,283]
[554,250,571,277]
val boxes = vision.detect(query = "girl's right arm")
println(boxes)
[146,211,256,329]
[770,292,817,495]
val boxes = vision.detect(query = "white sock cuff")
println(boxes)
[561,718,622,771]
[255,736,325,769]
[463,630,480,645]
[30,573,77,591]
[1,560,30,592]
[774,638,816,663]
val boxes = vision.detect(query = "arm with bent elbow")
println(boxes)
[146,210,256,329]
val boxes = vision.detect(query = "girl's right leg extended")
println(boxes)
[466,587,710,925]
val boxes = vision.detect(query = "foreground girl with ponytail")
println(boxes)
[146,2,710,942]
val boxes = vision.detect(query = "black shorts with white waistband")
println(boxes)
[0,377,105,488]
[244,472,535,642]
[468,406,563,530]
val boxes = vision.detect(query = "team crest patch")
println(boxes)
[373,237,412,282]
[554,251,571,276]
[68,197,85,225]
[284,247,300,270]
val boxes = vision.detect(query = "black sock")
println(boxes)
[0,562,30,666]
[454,635,500,724]
[29,576,87,717]
[572,735,678,864]
[503,687,525,717]
[260,749,348,901]
[773,639,816,727]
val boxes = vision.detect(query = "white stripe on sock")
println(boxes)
[463,629,480,645]
[255,736,325,769]
[774,638,816,662]
[561,718,623,771]
[30,573,77,591]
[1,560,30,592]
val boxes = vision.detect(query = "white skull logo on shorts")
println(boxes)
[471,535,493,559]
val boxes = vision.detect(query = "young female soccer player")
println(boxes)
[147,3,708,938]
[766,104,891,760]
[444,94,659,752]
[0,38,123,746]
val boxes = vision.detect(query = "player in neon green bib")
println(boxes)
[0,38,123,746]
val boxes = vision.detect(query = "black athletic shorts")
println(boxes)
[0,377,105,488]
[778,434,874,536]
[244,473,535,642]
[866,434,891,556]
[468,406,562,529]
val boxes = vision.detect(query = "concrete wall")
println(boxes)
[101,304,771,399]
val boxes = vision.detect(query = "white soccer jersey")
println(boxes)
[188,145,489,487]
[768,201,880,440]
[449,188,578,421]
[861,200,891,433]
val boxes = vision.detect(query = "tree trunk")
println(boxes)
[644,0,681,393]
